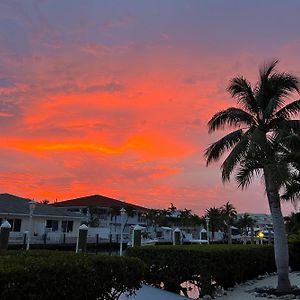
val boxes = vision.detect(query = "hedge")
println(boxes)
[126,244,276,296]
[0,250,145,300]
[7,242,127,252]
[289,241,300,271]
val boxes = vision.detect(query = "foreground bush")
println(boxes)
[289,241,300,271]
[0,250,145,300]
[126,244,276,295]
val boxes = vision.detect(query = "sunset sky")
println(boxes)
[0,0,299,215]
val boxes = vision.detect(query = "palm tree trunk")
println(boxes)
[264,166,291,292]
[250,226,254,244]
[227,224,232,244]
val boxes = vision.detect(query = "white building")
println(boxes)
[0,193,85,244]
[52,194,148,242]
[237,213,273,229]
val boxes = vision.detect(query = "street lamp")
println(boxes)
[119,208,127,256]
[205,217,210,244]
[257,231,264,245]
[27,200,36,250]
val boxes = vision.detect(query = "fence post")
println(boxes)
[132,225,142,247]
[173,228,181,245]
[76,224,88,253]
[0,221,11,250]
[23,231,28,248]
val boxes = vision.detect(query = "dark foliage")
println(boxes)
[0,250,145,300]
[126,244,276,295]
[289,241,300,271]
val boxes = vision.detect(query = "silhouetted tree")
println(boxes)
[205,60,300,292]
[221,201,237,244]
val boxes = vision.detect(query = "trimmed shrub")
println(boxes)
[126,244,276,295]
[0,250,145,300]
[289,241,300,271]
[7,242,126,252]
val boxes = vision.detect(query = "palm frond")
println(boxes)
[256,60,299,111]
[205,129,243,165]
[208,107,254,133]
[280,120,300,133]
[263,96,285,122]
[264,162,294,189]
[281,177,300,202]
[227,76,259,115]
[221,135,250,182]
[279,133,300,154]
[259,59,279,83]
[269,73,300,95]
[236,160,263,189]
[267,119,300,137]
[262,73,300,119]
[274,100,300,120]
[251,127,273,157]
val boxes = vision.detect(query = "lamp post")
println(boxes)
[205,217,210,244]
[27,200,36,250]
[257,231,264,245]
[119,208,127,256]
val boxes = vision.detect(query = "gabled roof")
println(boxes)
[0,194,84,219]
[52,194,147,211]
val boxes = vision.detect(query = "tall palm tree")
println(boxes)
[237,213,256,235]
[284,212,300,235]
[237,213,256,243]
[220,201,237,244]
[109,206,120,241]
[205,60,300,292]
[205,206,224,241]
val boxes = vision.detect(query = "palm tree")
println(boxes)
[109,206,120,241]
[237,213,256,243]
[237,213,256,234]
[205,206,224,242]
[284,212,300,235]
[179,208,193,227]
[205,60,300,292]
[220,202,237,244]
[123,206,136,233]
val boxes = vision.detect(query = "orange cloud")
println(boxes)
[0,132,193,159]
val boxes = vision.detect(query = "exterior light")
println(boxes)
[257,231,264,239]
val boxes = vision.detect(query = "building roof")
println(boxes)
[52,194,147,211]
[0,194,84,219]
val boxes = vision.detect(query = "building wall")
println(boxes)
[0,214,83,238]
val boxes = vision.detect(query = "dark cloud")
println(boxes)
[183,76,199,85]
[0,78,15,87]
[84,82,125,93]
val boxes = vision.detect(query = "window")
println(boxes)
[46,220,59,232]
[61,221,73,233]
[5,218,22,232]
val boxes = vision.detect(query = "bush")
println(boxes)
[126,244,276,295]
[289,241,300,271]
[7,242,126,252]
[0,250,145,300]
